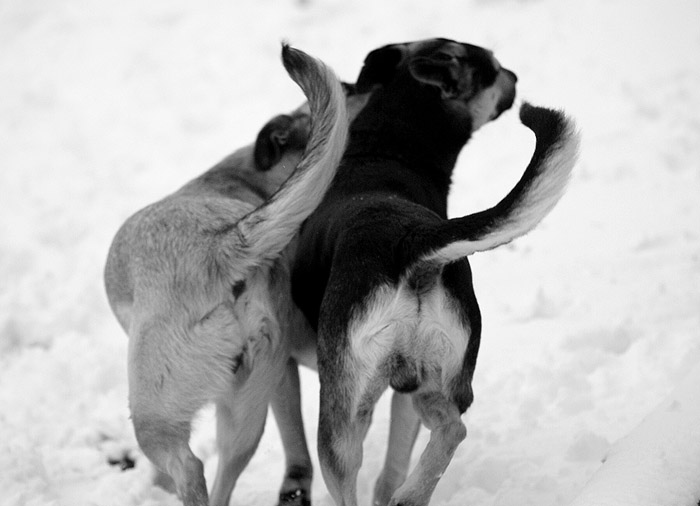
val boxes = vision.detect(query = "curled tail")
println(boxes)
[227,44,348,264]
[404,103,580,275]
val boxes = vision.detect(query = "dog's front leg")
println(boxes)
[388,392,466,506]
[372,392,421,506]
[271,358,313,506]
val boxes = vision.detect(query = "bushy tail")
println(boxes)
[225,44,348,265]
[403,103,580,276]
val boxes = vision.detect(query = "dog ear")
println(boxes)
[341,81,358,96]
[356,44,408,93]
[408,53,462,99]
[254,114,309,172]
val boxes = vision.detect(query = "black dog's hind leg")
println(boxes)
[388,392,466,506]
[317,355,386,506]
[373,392,421,506]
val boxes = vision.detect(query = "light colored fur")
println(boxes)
[104,46,347,506]
[347,281,469,410]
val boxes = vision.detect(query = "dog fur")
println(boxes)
[104,45,348,506]
[290,38,580,506]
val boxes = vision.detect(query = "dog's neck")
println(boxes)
[342,78,473,206]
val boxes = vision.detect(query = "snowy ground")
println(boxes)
[1,0,699,505]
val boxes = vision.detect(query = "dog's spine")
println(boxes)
[404,103,580,274]
[232,45,348,265]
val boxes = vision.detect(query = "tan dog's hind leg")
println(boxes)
[132,416,208,506]
[388,392,466,506]
[128,324,210,506]
[153,468,177,495]
[209,391,268,506]
[208,296,289,506]
[372,392,421,506]
[271,359,313,506]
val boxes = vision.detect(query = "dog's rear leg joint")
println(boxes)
[387,394,466,506]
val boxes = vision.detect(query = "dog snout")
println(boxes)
[502,68,518,84]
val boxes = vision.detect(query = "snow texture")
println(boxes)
[568,363,700,506]
[1,0,699,505]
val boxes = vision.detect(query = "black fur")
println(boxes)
[293,39,518,506]
[289,38,576,506]
[292,40,514,350]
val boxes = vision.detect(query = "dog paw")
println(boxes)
[278,488,311,506]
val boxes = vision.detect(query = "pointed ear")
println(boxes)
[408,54,462,98]
[356,44,408,93]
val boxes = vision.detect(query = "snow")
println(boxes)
[1,0,699,505]
[568,363,700,506]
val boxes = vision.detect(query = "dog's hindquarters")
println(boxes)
[314,269,477,506]
[126,239,299,506]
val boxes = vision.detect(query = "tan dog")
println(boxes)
[104,45,348,506]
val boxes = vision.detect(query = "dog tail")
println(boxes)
[230,44,348,265]
[403,103,580,277]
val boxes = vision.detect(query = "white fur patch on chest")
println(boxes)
[347,280,470,394]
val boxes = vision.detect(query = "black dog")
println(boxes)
[290,38,579,506]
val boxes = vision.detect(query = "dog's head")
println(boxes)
[356,38,517,134]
